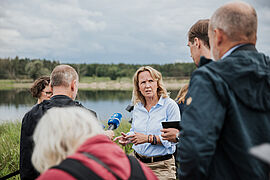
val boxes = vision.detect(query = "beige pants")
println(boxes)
[135,155,176,180]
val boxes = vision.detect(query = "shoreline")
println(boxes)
[0,79,188,91]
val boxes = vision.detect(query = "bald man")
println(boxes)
[178,2,270,180]
[20,65,97,180]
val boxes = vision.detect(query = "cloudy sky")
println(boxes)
[0,0,269,64]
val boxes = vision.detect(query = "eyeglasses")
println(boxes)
[43,91,52,96]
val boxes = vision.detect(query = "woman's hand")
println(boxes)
[113,132,130,146]
[126,132,148,145]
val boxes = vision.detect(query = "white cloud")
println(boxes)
[78,18,106,32]
[0,0,269,64]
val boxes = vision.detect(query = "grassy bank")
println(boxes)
[106,120,133,154]
[0,120,132,179]
[0,121,21,179]
[0,77,189,91]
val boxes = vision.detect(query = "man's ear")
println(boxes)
[49,83,53,91]
[215,29,224,46]
[71,80,76,91]
[194,37,200,48]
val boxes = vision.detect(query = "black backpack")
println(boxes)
[51,152,147,180]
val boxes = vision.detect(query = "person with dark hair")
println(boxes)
[161,19,212,179]
[161,19,211,143]
[187,19,211,67]
[178,2,270,179]
[20,65,98,180]
[30,76,52,104]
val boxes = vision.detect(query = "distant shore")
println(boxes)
[0,78,189,91]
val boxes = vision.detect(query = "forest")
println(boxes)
[0,57,196,80]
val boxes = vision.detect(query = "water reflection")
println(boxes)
[77,90,132,102]
[0,89,178,122]
[0,89,35,107]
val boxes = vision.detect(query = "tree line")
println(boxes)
[0,57,196,80]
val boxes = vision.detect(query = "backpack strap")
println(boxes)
[51,158,103,180]
[82,152,122,180]
[51,153,147,180]
[127,155,147,180]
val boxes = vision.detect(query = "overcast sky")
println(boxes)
[0,0,269,64]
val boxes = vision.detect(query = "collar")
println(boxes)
[157,96,165,106]
[199,56,213,67]
[138,96,165,107]
[231,43,257,53]
[50,95,73,100]
[221,44,244,59]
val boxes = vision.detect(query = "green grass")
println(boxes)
[0,121,21,180]
[110,120,133,155]
[0,120,133,179]
[80,76,111,83]
[0,79,33,90]
[80,76,132,83]
[0,77,189,91]
[0,80,16,90]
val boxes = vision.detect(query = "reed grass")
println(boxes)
[0,121,21,179]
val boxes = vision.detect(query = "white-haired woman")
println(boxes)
[32,107,157,180]
[114,66,181,179]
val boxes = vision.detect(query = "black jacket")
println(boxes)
[178,44,270,180]
[19,95,96,180]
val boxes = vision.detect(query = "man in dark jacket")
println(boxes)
[19,65,97,180]
[178,1,270,180]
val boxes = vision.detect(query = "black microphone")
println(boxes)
[107,113,122,130]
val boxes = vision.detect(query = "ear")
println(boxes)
[71,80,76,91]
[215,29,224,46]
[49,83,53,91]
[194,37,200,48]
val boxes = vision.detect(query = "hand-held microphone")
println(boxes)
[108,113,122,130]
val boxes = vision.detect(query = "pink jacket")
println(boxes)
[37,135,157,180]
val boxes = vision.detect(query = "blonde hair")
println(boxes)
[31,107,103,173]
[175,84,189,104]
[132,66,168,105]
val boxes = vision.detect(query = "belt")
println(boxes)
[134,151,172,163]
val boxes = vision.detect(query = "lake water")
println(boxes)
[0,89,178,123]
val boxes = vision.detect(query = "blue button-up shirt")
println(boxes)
[129,97,181,157]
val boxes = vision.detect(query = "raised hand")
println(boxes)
[113,132,130,146]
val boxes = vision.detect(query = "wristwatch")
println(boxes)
[175,133,180,142]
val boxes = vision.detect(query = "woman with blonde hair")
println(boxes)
[175,83,189,116]
[32,107,157,180]
[114,66,180,180]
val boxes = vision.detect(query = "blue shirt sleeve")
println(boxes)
[160,99,181,148]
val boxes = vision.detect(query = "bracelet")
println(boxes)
[148,135,153,143]
[151,135,157,145]
[154,135,157,145]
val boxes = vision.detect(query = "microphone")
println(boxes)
[107,113,122,130]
